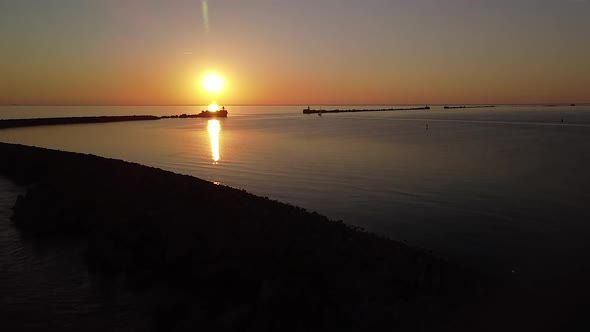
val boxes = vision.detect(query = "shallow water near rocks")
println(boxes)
[0,177,152,331]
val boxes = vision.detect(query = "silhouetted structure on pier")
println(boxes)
[196,109,228,118]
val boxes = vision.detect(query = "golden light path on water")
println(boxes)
[207,119,220,163]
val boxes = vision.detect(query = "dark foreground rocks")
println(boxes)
[0,143,488,331]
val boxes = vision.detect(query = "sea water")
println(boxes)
[1,105,590,290]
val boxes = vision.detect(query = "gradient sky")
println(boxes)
[1,0,589,105]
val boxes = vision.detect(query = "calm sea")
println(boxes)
[1,105,590,327]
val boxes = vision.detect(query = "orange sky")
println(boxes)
[1,1,589,105]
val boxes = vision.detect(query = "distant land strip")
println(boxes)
[302,106,430,114]
[443,105,495,110]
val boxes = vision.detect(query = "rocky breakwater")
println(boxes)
[0,142,487,331]
[0,115,160,129]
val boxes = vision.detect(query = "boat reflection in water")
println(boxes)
[207,119,221,163]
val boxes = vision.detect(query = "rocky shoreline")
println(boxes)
[0,142,487,331]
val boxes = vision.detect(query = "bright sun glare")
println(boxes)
[202,74,224,94]
[208,103,219,112]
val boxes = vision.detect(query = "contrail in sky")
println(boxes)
[202,0,210,33]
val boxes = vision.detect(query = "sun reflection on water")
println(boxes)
[207,119,220,163]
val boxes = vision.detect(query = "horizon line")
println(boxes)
[1,103,588,107]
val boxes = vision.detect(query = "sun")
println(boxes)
[202,74,224,94]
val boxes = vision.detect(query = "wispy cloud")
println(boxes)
[202,0,210,33]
